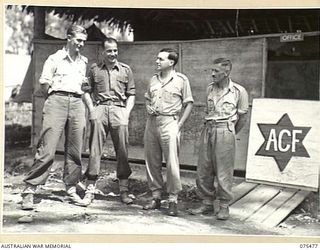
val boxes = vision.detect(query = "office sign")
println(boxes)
[246,98,319,191]
[280,32,304,42]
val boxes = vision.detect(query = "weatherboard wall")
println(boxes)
[32,37,266,170]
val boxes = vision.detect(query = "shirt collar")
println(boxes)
[209,78,235,92]
[60,47,87,63]
[228,79,235,93]
[101,61,120,71]
[155,70,177,86]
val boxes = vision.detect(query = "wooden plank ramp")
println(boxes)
[230,184,281,220]
[261,190,310,228]
[246,187,296,223]
[231,181,258,204]
[229,182,310,228]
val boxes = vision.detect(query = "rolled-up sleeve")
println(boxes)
[125,67,135,96]
[81,68,93,93]
[39,56,56,85]
[237,87,249,115]
[144,77,152,102]
[182,77,194,104]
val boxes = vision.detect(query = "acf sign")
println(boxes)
[246,99,320,191]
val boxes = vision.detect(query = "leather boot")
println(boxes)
[21,184,36,210]
[143,198,161,210]
[120,192,133,204]
[217,206,230,220]
[188,204,214,215]
[66,186,86,207]
[21,193,34,210]
[82,184,95,206]
[168,202,178,216]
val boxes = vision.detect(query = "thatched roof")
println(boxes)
[8,6,320,40]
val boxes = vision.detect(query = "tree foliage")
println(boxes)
[5,5,34,55]
[5,5,134,55]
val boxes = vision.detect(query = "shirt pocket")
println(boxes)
[54,66,69,83]
[163,89,181,104]
[113,75,128,93]
[149,87,159,99]
[94,75,106,93]
[221,94,237,114]
[112,75,128,100]
[55,66,69,76]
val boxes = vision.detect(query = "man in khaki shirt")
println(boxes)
[82,37,135,206]
[190,58,249,220]
[143,48,193,216]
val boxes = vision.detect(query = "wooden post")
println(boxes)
[318,57,320,219]
[318,170,320,219]
[261,37,268,98]
[34,6,46,39]
[178,43,182,73]
[31,7,45,149]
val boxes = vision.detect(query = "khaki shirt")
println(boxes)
[205,79,249,121]
[39,48,88,95]
[84,61,135,104]
[145,71,194,116]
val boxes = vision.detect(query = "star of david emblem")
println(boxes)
[255,113,311,172]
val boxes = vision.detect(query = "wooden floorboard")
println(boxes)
[261,190,310,228]
[229,182,310,228]
[231,182,258,205]
[246,187,297,223]
[230,184,280,220]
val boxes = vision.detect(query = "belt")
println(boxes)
[150,113,178,120]
[97,99,123,106]
[50,91,82,98]
[205,119,229,127]
[152,114,176,117]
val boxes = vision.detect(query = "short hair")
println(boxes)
[102,37,118,48]
[66,25,87,38]
[213,58,232,71]
[160,48,179,66]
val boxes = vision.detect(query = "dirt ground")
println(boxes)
[1,146,320,239]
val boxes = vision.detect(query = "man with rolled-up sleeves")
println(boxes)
[21,25,88,210]
[189,58,249,220]
[143,48,194,216]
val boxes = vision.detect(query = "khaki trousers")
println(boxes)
[144,115,181,199]
[196,121,236,207]
[86,104,131,192]
[24,94,86,187]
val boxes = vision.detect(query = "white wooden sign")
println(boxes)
[280,32,304,42]
[246,98,320,191]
